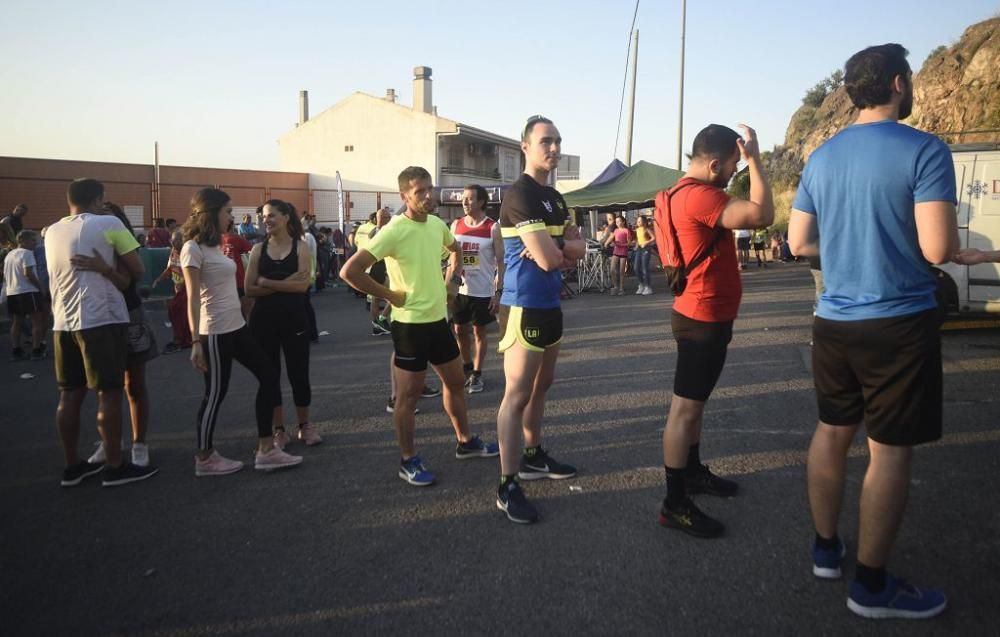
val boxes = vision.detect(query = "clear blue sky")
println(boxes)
[2,0,997,182]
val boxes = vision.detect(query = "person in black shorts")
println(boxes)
[341,166,499,487]
[788,44,958,619]
[494,116,587,524]
[654,124,773,538]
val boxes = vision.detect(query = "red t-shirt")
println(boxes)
[146,227,172,248]
[221,233,252,290]
[668,178,741,322]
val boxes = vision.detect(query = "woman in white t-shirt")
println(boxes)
[180,188,303,476]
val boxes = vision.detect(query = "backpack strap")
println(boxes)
[663,181,725,275]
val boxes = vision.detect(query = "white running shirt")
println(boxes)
[451,216,499,298]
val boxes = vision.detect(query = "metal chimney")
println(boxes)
[298,90,309,125]
[413,66,432,114]
[385,88,397,103]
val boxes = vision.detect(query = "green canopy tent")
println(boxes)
[562,160,684,212]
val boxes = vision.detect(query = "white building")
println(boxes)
[278,67,580,206]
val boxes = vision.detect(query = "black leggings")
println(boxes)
[197,326,280,450]
[250,305,311,408]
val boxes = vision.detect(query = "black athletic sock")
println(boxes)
[686,443,702,469]
[664,465,687,509]
[274,425,286,432]
[854,562,887,594]
[473,369,481,377]
[463,362,474,375]
[524,446,540,459]
[814,532,840,551]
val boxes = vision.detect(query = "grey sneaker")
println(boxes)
[466,374,484,394]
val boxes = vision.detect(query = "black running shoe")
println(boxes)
[61,460,105,487]
[386,397,419,415]
[658,498,725,538]
[420,385,441,398]
[518,448,576,481]
[102,462,159,487]
[371,319,390,335]
[686,463,739,496]
[10,347,26,362]
[497,480,538,524]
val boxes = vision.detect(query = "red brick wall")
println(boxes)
[0,156,309,231]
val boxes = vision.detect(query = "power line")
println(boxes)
[613,0,640,161]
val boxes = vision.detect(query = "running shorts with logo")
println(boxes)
[498,173,569,352]
[812,309,942,445]
[671,310,733,402]
[391,320,461,372]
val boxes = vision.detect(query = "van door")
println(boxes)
[967,152,1000,310]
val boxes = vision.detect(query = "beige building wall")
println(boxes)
[279,93,452,191]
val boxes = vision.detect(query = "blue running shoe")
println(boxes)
[812,538,847,579]
[398,456,435,486]
[455,435,500,459]
[847,575,947,619]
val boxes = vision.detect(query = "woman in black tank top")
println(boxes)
[245,199,322,448]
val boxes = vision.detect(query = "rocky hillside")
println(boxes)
[783,16,1000,164]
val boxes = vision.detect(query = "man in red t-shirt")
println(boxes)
[657,124,773,538]
[221,222,253,318]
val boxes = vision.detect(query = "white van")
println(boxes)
[934,143,1000,314]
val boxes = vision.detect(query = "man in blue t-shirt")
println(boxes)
[788,44,959,620]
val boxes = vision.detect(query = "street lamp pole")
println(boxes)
[676,0,686,170]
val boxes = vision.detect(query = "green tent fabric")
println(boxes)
[563,160,685,211]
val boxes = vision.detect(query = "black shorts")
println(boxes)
[671,310,733,402]
[812,309,942,446]
[391,319,460,372]
[737,237,751,250]
[369,260,388,286]
[7,291,43,316]
[54,324,128,391]
[752,242,766,251]
[498,306,563,353]
[452,294,495,327]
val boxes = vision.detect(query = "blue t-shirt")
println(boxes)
[793,120,956,321]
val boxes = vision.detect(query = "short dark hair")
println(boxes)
[165,218,176,226]
[464,184,488,207]
[397,166,432,192]
[154,218,165,228]
[690,125,740,161]
[67,178,105,207]
[522,115,553,142]
[844,43,910,109]
[14,203,28,213]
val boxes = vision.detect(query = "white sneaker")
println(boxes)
[87,442,107,464]
[131,443,150,467]
[642,285,653,295]
[255,447,304,471]
[635,286,643,295]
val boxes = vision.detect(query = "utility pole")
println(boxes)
[676,0,687,170]
[625,29,639,166]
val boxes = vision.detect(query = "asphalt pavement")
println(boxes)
[2,261,998,636]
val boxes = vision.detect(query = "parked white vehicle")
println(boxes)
[934,143,1000,314]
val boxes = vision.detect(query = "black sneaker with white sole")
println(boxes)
[518,448,576,481]
[386,397,420,414]
[658,497,725,538]
[497,480,538,524]
[61,460,105,487]
[101,462,159,487]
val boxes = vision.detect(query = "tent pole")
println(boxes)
[625,29,639,166]
[675,0,686,170]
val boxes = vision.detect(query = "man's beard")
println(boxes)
[899,89,913,120]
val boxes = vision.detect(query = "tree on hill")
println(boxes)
[802,69,844,107]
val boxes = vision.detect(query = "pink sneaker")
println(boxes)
[297,423,323,446]
[273,428,291,450]
[254,447,303,471]
[195,450,244,477]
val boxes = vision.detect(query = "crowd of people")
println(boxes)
[6,42,1000,622]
